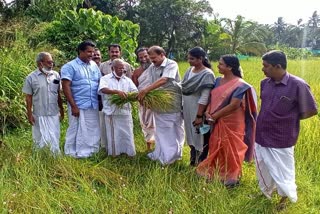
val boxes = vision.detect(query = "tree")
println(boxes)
[44,8,139,64]
[307,11,320,48]
[137,0,212,58]
[221,15,267,55]
[273,17,287,43]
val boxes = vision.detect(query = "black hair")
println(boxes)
[262,50,287,69]
[108,44,122,51]
[221,54,243,78]
[77,40,96,54]
[135,47,148,62]
[188,47,212,69]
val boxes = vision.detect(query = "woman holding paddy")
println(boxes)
[196,55,257,187]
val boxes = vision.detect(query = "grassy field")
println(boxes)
[1,59,319,213]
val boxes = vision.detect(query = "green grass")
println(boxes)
[1,59,319,213]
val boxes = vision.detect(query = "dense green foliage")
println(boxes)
[1,60,319,213]
[44,8,139,62]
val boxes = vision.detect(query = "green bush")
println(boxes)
[43,8,140,64]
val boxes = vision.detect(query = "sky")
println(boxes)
[208,0,320,25]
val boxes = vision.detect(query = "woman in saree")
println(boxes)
[196,54,257,187]
[181,47,215,166]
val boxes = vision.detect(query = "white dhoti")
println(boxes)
[105,115,136,157]
[99,111,107,148]
[148,112,184,165]
[254,143,297,202]
[32,115,60,154]
[64,108,100,158]
[138,104,155,142]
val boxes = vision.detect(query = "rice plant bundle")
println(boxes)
[109,89,178,112]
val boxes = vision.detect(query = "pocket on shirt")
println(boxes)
[272,97,296,115]
[49,81,59,93]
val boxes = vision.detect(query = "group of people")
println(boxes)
[23,40,317,206]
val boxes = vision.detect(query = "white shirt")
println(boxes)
[98,73,138,115]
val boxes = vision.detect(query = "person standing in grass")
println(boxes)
[93,47,107,149]
[100,44,133,78]
[137,46,184,165]
[181,47,215,166]
[99,59,138,157]
[197,55,257,187]
[61,40,101,158]
[22,52,64,154]
[255,50,318,206]
[132,47,155,151]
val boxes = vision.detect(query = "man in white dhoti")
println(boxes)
[132,47,155,151]
[255,50,318,208]
[137,46,184,165]
[93,48,107,149]
[22,52,64,154]
[99,59,138,157]
[61,40,102,158]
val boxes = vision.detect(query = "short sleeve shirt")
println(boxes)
[61,58,101,110]
[256,72,317,148]
[100,59,133,78]
[22,69,60,116]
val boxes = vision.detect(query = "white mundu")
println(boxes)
[99,73,138,156]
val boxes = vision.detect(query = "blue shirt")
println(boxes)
[61,57,101,110]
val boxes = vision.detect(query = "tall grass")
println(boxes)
[0,59,319,213]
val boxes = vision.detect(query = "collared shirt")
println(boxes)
[98,73,138,115]
[100,59,133,78]
[148,58,180,83]
[256,72,317,148]
[61,57,101,110]
[22,69,60,116]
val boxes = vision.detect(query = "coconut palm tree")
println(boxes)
[221,15,267,55]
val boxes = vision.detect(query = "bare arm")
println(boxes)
[57,90,64,121]
[62,79,79,117]
[193,104,207,126]
[100,88,127,98]
[26,94,35,125]
[137,77,168,101]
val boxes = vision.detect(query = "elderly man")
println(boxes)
[255,50,318,207]
[132,47,155,151]
[22,52,64,154]
[61,40,101,158]
[100,44,133,78]
[137,46,184,165]
[99,59,138,157]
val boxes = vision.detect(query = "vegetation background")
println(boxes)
[0,0,319,213]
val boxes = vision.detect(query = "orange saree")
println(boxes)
[196,78,257,182]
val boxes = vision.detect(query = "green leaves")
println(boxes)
[45,8,139,64]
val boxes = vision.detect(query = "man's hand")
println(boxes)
[27,113,35,125]
[71,105,80,117]
[117,90,127,99]
[137,89,148,101]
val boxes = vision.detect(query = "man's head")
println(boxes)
[36,52,54,73]
[77,40,96,63]
[148,46,166,67]
[136,47,151,70]
[92,48,102,66]
[262,50,287,79]
[108,44,122,60]
[112,58,125,78]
